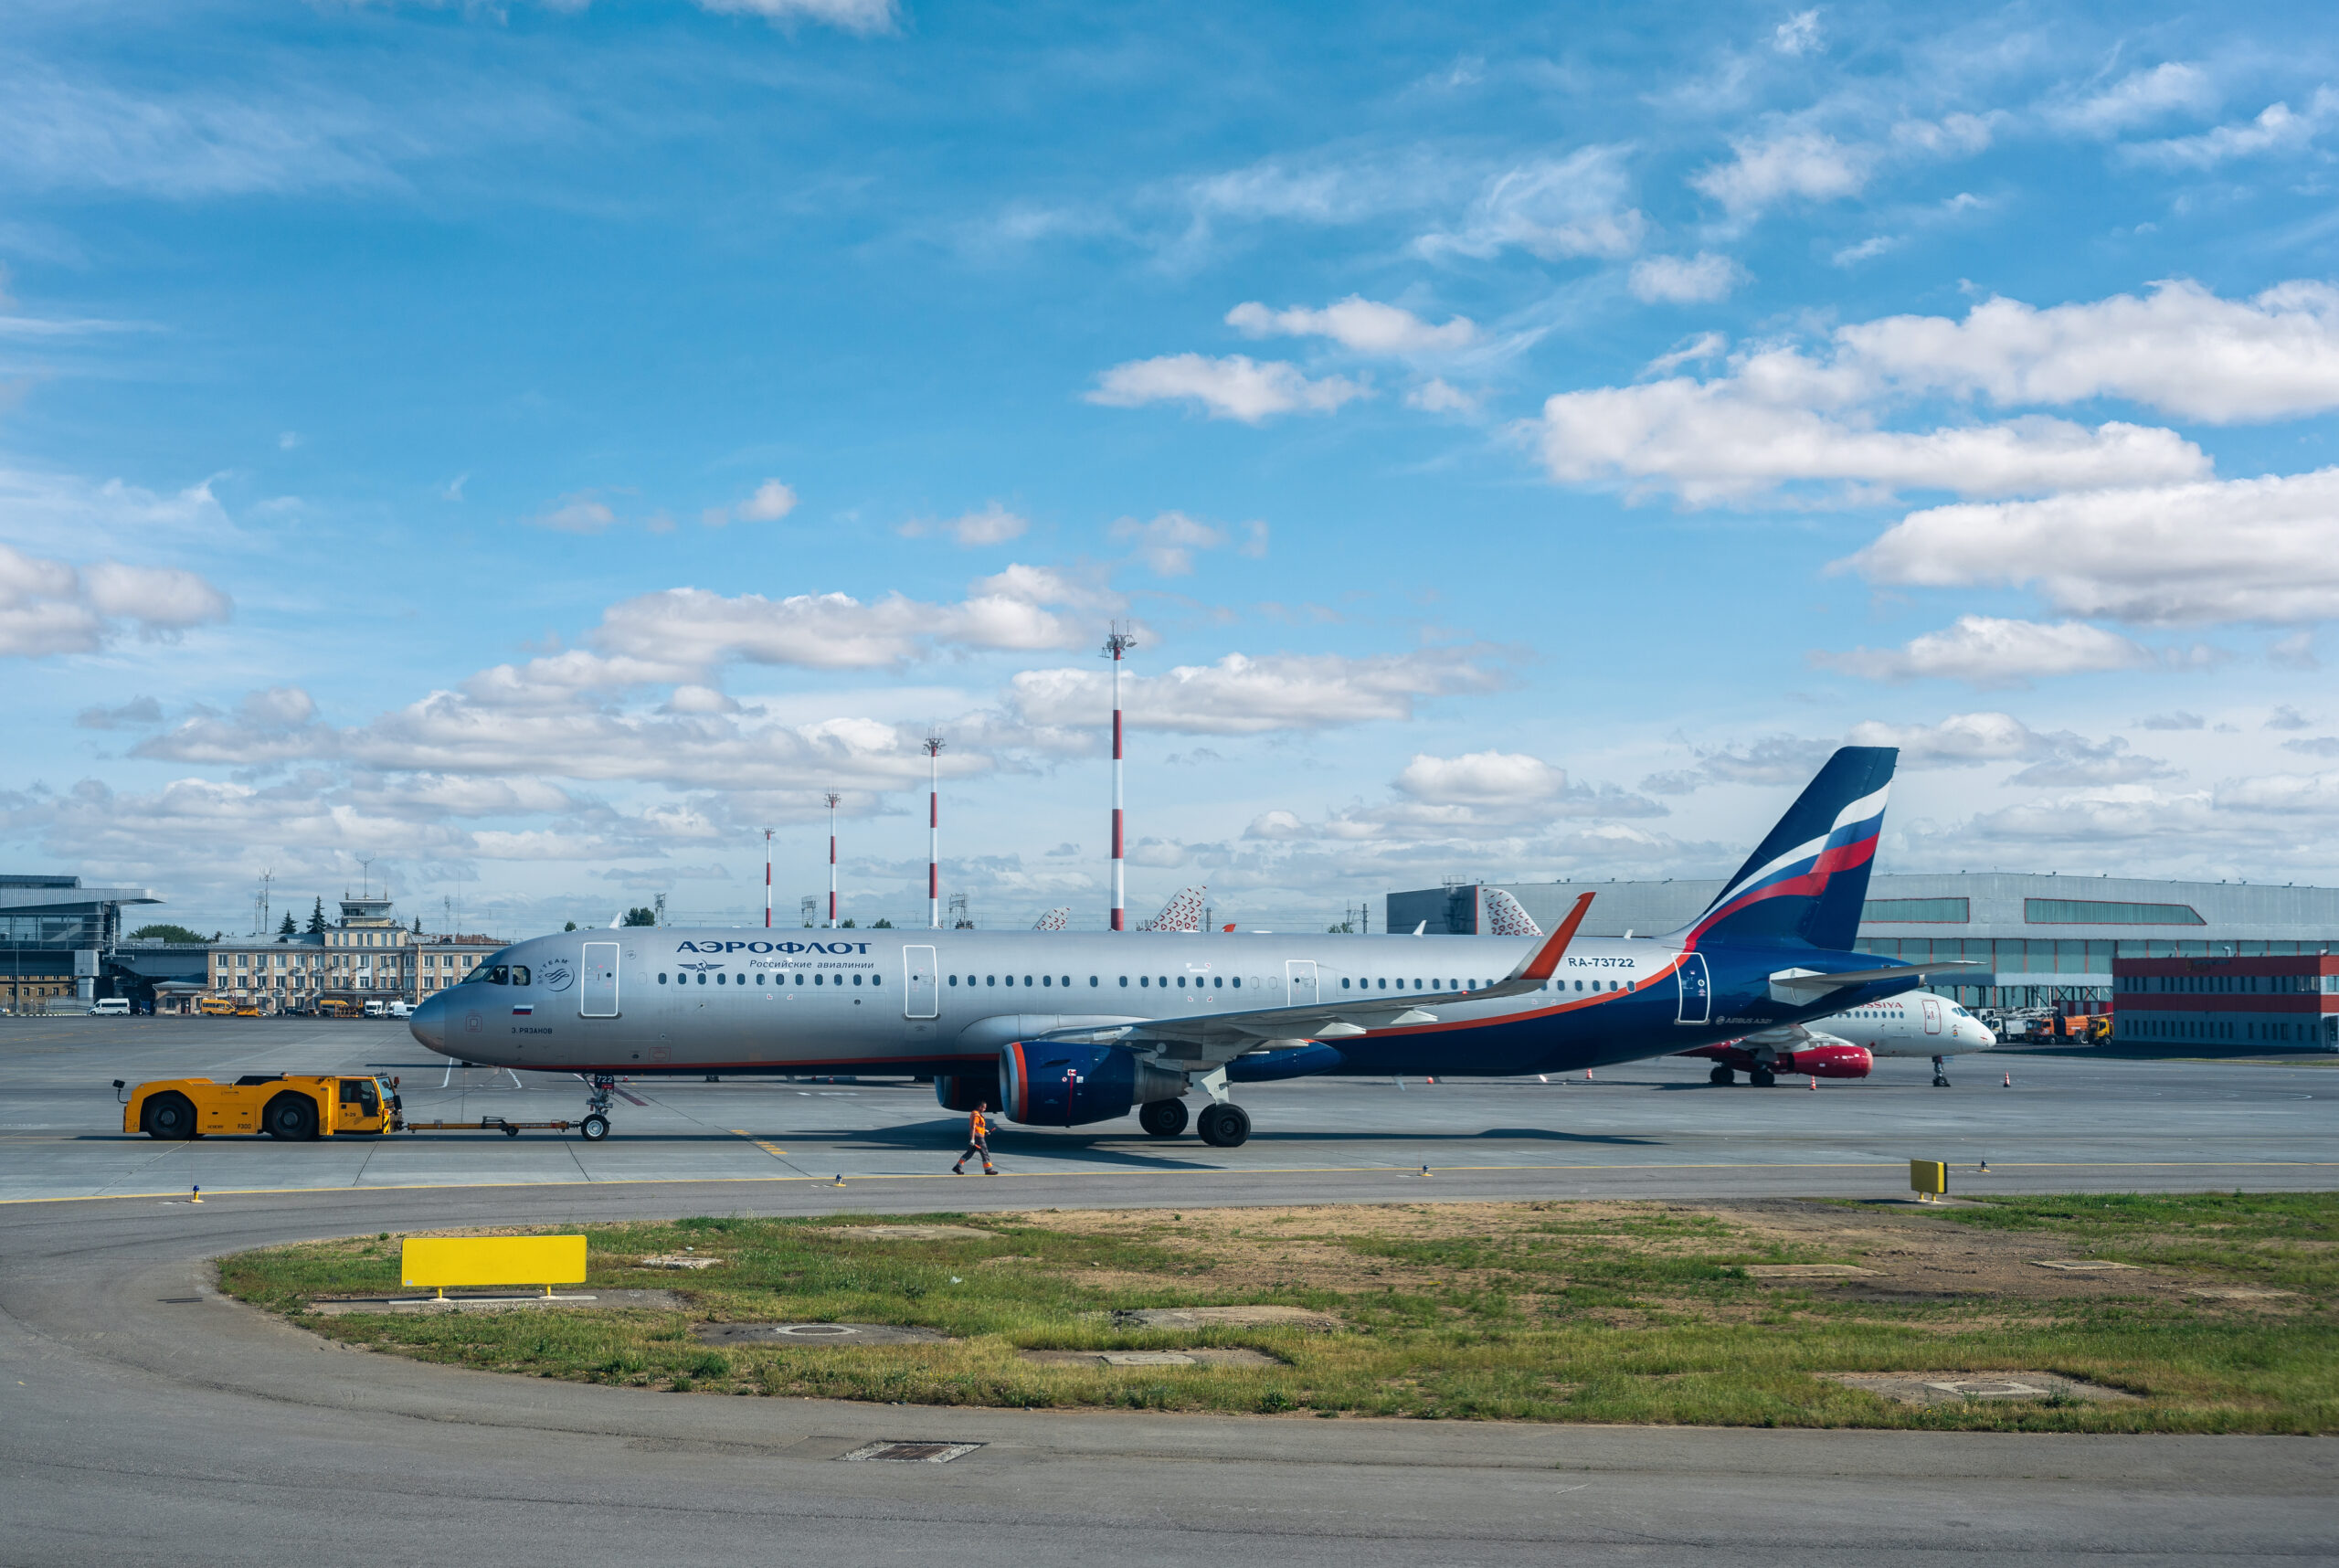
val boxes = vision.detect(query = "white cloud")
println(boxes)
[1086,354,1369,422]
[75,695,164,730]
[1007,648,1508,736]
[1110,512,1224,576]
[1226,296,1476,354]
[1842,467,2339,626]
[2126,88,2338,169]
[1535,366,2206,504]
[1814,616,2152,686]
[1393,750,1568,805]
[736,480,799,524]
[1628,252,1746,304]
[1843,711,2042,767]
[687,0,898,31]
[2216,769,2339,815]
[1831,236,1898,267]
[2138,711,2206,730]
[897,503,1029,547]
[1645,332,1727,377]
[2270,631,2321,671]
[1773,9,1822,56]
[2049,63,2218,136]
[534,493,618,534]
[0,543,231,658]
[1413,147,1647,261]
[1835,280,2339,424]
[589,575,1093,674]
[1690,131,1867,217]
[1405,378,1478,414]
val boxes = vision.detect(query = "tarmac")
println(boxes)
[2,1016,2334,1564]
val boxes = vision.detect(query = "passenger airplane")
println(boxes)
[408,746,1973,1146]
[1678,989,1997,1087]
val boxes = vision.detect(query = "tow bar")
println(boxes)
[393,1115,577,1139]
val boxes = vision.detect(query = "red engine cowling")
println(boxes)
[1678,1042,1873,1079]
[1777,1044,1873,1079]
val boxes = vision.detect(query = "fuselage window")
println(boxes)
[1062,976,1072,988]
[1177,976,1186,988]
[695,972,706,985]
[1159,977,1169,989]
[987,975,996,986]
[1232,976,1240,989]
[1377,978,1386,991]
[1340,978,1350,990]
[657,972,668,985]
[1022,975,1033,987]
[853,973,863,986]
[948,974,958,986]
[1090,976,1099,987]
[872,973,881,986]
[716,972,726,985]
[815,973,824,985]
[1119,976,1128,987]
[795,972,805,985]
[1139,976,1149,987]
[1042,974,1052,986]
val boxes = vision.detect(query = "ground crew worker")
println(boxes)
[953,1100,998,1175]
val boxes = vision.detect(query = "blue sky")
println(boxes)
[5,0,2339,936]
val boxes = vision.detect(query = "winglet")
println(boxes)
[1511,891,1594,984]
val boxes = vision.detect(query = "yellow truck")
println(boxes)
[196,998,237,1017]
[117,1073,397,1140]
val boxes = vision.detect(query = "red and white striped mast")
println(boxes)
[763,828,773,928]
[1104,624,1136,932]
[923,732,945,930]
[824,791,841,929]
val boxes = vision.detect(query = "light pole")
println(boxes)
[924,734,945,930]
[764,828,773,929]
[826,792,841,929]
[1104,625,1136,932]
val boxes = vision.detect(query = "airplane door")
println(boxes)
[1674,952,1710,1025]
[904,946,937,1020]
[1921,996,1942,1034]
[1286,959,1318,1008]
[580,943,619,1018]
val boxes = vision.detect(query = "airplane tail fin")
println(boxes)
[1140,885,1207,932]
[1032,906,1071,931]
[1482,887,1542,938]
[1670,747,1895,951]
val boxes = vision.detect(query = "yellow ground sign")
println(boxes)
[1910,1160,1949,1198]
[402,1234,587,1291]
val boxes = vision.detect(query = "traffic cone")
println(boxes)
[2003,1072,2012,1087]
[1808,1075,1817,1091]
[1425,1075,1435,1086]
[1584,1069,1594,1081]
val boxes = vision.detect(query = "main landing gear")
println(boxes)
[1138,1097,1189,1139]
[1932,1054,1952,1089]
[1749,1067,1776,1088]
[1709,1064,1734,1086]
[579,1075,616,1140]
[1196,1102,1251,1148]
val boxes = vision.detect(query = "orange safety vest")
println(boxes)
[968,1108,988,1140]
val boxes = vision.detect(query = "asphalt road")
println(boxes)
[3,1018,2334,1565]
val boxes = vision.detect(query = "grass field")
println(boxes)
[217,1192,2338,1432]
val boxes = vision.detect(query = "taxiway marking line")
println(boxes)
[729,1128,790,1161]
[5,1159,2335,1206]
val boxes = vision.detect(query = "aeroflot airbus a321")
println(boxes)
[408,747,1972,1147]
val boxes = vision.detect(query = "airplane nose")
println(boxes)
[409,991,449,1054]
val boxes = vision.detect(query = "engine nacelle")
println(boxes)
[1000,1042,1189,1127]
[935,1070,1002,1114]
[1226,1043,1345,1083]
[1679,1042,1873,1079]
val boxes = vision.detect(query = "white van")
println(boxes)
[87,998,132,1016]
[386,1000,413,1019]
[363,1000,386,1018]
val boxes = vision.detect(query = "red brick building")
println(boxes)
[2112,954,2338,1050]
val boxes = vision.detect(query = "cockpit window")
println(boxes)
[485,965,509,985]
[510,965,530,987]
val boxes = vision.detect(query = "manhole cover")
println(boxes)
[841,1440,982,1463]
[781,1324,857,1336]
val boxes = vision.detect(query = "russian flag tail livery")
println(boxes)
[1671,747,1896,952]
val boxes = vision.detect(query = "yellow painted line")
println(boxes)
[5,1158,2337,1206]
[727,1128,792,1161]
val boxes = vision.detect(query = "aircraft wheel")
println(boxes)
[1749,1068,1776,1089]
[1708,1065,1733,1086]
[579,1114,610,1141]
[1196,1103,1251,1149]
[262,1094,319,1140]
[1138,1098,1189,1138]
[143,1092,197,1139]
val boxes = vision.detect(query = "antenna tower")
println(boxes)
[825,792,842,929]
[923,733,945,930]
[652,893,666,927]
[947,891,972,929]
[1102,623,1137,932]
[799,895,818,927]
[357,855,375,899]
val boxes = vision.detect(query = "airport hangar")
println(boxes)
[1390,872,2339,1050]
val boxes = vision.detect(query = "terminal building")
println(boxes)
[199,895,502,1014]
[2,873,162,1009]
[1388,874,2339,1020]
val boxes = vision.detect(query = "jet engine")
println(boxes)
[1226,1043,1345,1083]
[1000,1041,1189,1126]
[934,1069,1002,1114]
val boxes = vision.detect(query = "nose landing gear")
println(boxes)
[1931,1054,1952,1088]
[579,1075,617,1139]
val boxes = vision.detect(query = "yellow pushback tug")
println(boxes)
[115,1075,578,1139]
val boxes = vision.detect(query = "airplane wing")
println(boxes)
[1766,959,1981,1000]
[1040,892,1596,1065]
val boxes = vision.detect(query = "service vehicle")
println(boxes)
[118,1073,399,1139]
[196,997,236,1017]
[87,998,131,1016]
[317,998,359,1018]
